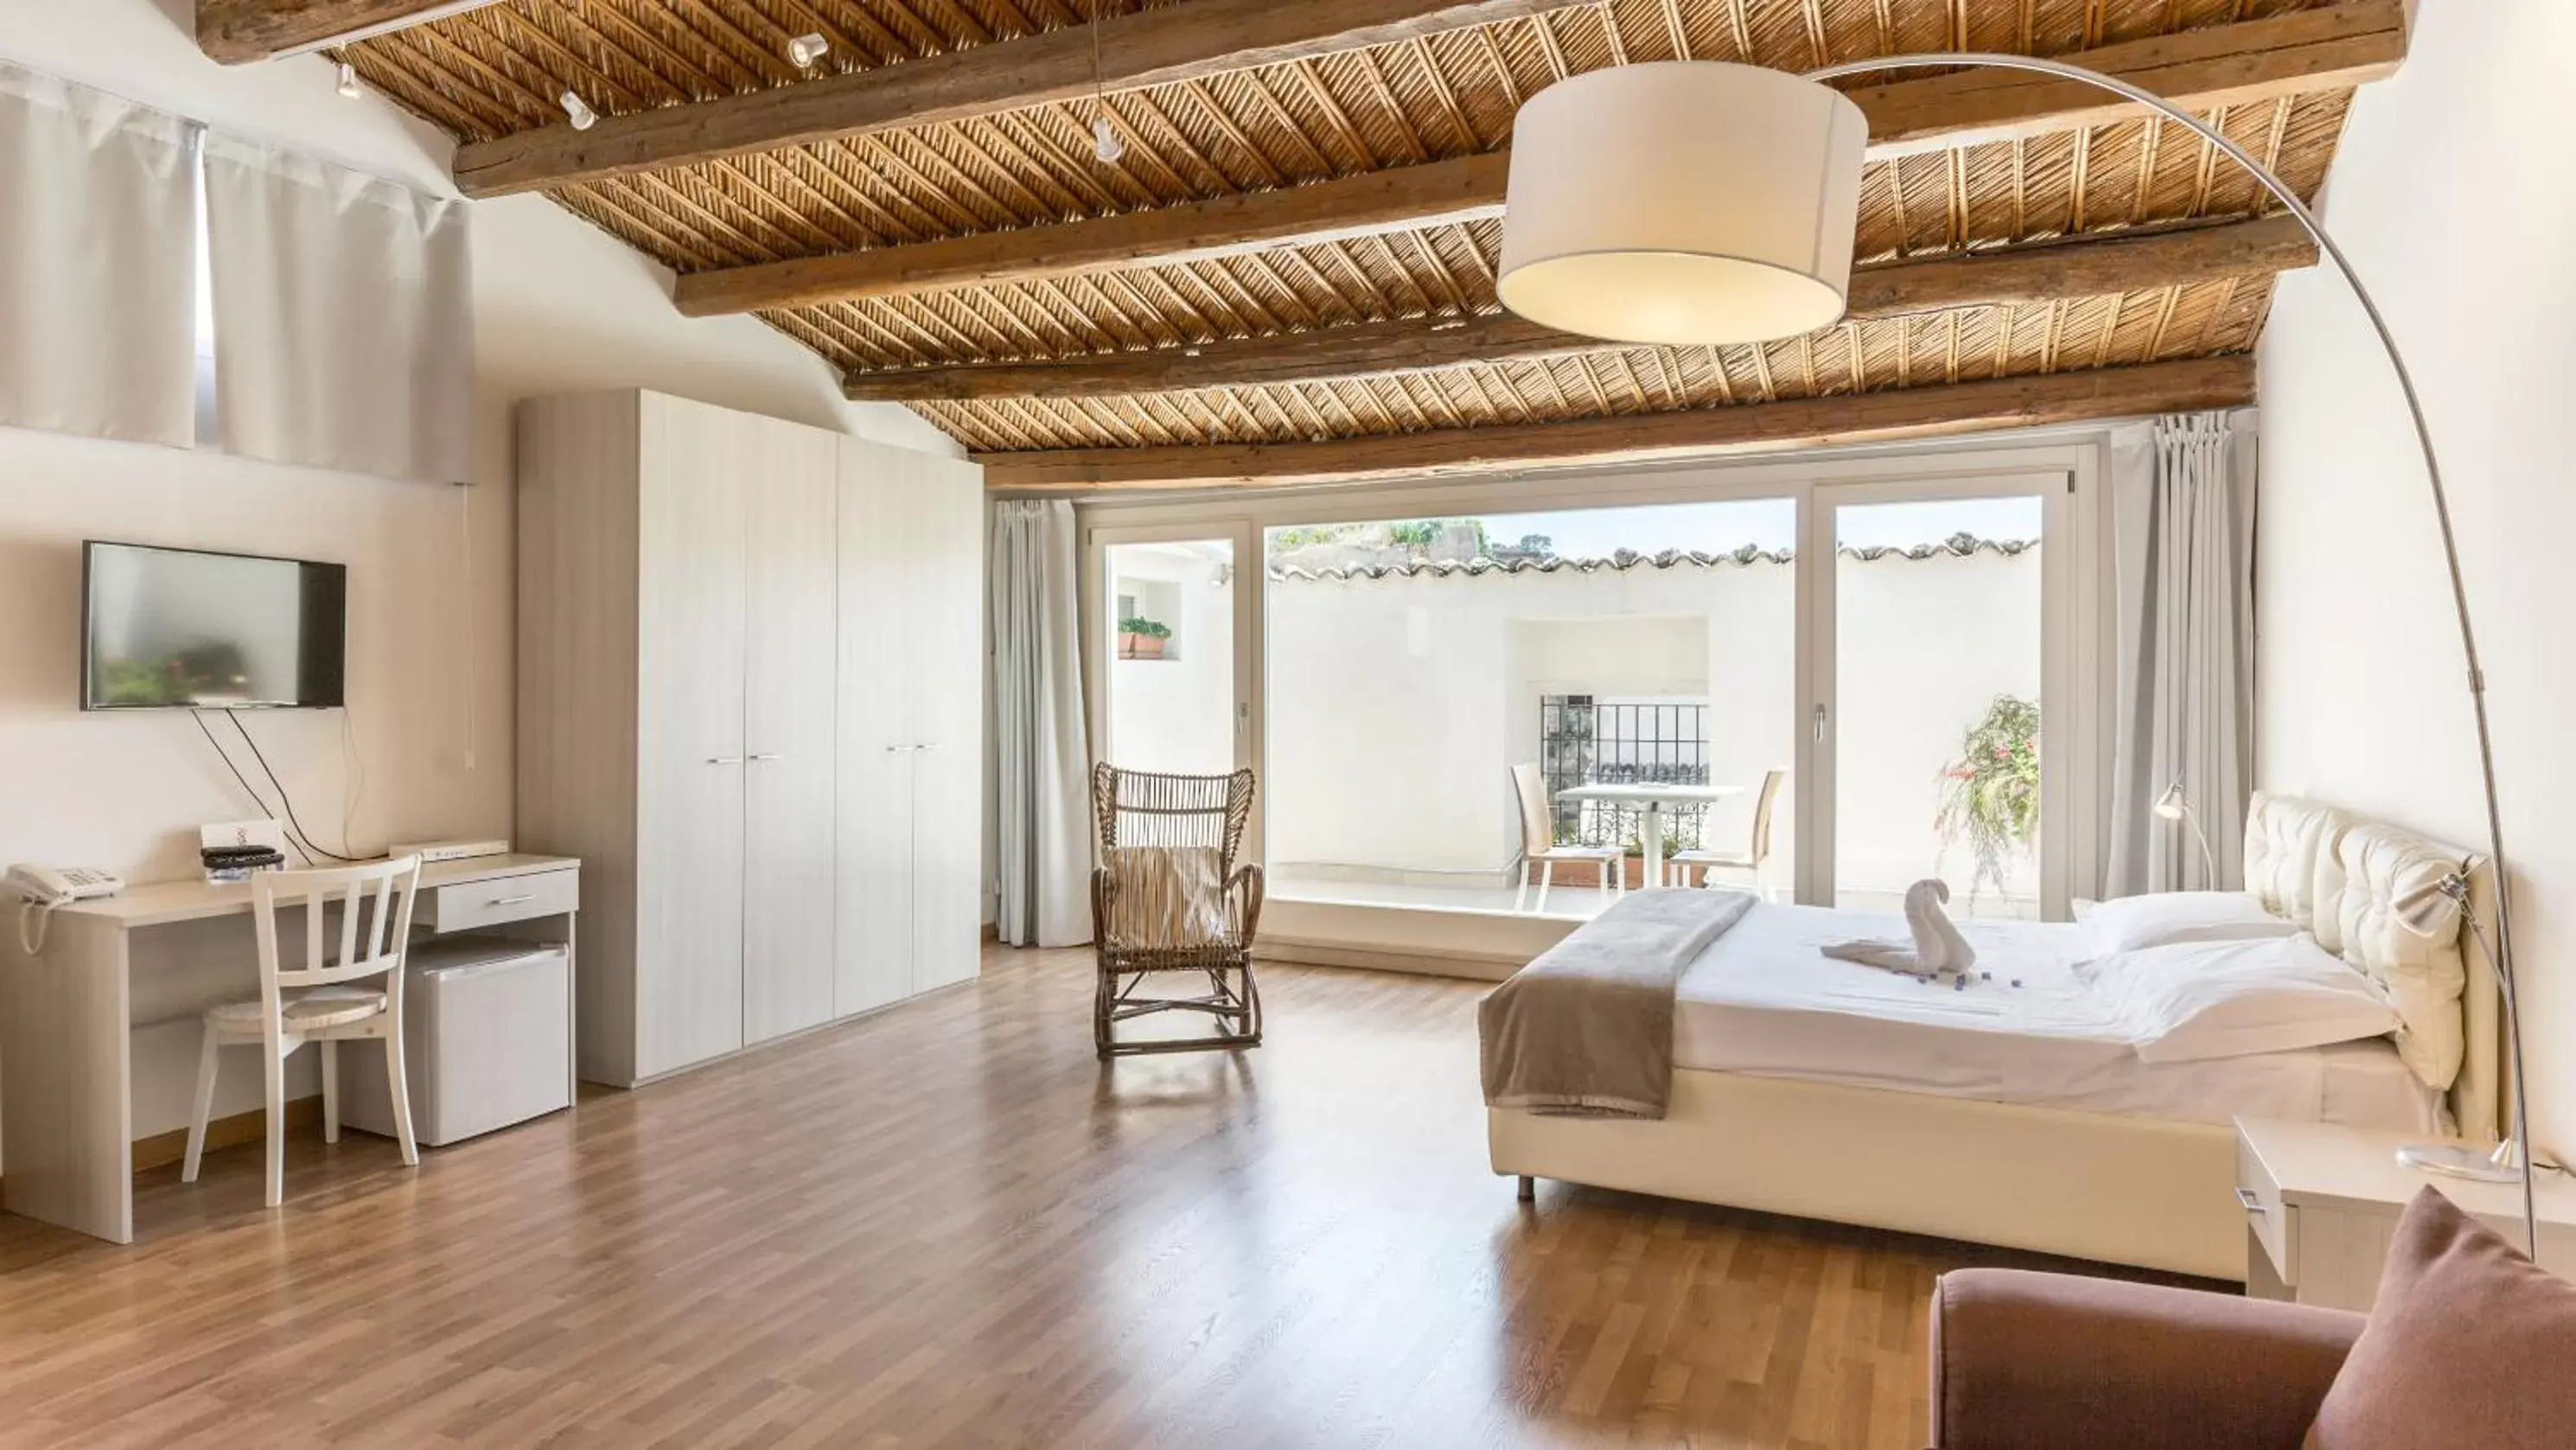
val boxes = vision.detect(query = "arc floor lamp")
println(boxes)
[1493,52,2534,1255]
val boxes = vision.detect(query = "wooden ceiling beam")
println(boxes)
[679,153,1514,316]
[973,355,2255,492]
[196,0,501,64]
[1856,0,2406,159]
[452,0,1568,198]
[846,215,2313,401]
[678,0,2401,318]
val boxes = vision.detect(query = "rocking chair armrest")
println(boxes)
[1090,864,1118,934]
[1225,863,1266,942]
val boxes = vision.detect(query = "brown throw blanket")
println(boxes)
[1479,889,1758,1119]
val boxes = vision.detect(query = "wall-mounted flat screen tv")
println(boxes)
[81,542,348,710]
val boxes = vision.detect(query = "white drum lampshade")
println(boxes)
[1497,61,1869,348]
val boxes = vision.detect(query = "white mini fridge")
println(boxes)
[344,936,572,1147]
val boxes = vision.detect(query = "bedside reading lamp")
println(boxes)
[2152,782,2220,887]
[1496,50,2531,1262]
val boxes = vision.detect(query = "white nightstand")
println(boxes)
[2234,1117,2576,1312]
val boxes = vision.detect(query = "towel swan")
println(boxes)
[1821,878,1977,978]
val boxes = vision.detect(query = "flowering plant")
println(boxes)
[1933,694,2041,900]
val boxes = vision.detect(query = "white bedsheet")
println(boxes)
[1672,903,2444,1133]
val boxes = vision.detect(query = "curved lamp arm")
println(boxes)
[1801,51,2527,1252]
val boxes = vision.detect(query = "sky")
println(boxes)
[1469,495,2043,559]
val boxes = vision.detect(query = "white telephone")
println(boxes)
[9,865,124,955]
[8,864,124,907]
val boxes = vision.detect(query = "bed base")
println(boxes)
[1490,1066,2246,1281]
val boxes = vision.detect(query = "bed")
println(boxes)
[1485,794,2503,1280]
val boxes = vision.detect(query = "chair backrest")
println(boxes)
[1093,763,1254,873]
[1510,763,1553,858]
[1746,769,1787,863]
[250,856,424,1002]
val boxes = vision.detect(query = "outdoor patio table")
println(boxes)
[1552,782,1744,889]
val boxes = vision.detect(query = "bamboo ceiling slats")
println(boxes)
[341,0,2370,469]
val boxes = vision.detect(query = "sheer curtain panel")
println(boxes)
[0,63,197,446]
[990,500,1094,947]
[202,135,470,484]
[2104,409,2260,895]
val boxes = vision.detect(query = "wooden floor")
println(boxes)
[0,947,2190,1448]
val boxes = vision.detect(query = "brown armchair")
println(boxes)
[1929,1269,2362,1449]
[1088,763,1264,1058]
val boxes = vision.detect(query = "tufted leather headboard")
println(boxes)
[2242,792,2500,1141]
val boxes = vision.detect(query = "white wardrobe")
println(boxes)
[516,390,983,1087]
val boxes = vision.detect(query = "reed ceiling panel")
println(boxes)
[345,0,2362,463]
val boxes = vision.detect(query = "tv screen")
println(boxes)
[81,542,347,710]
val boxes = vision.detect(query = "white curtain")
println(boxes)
[991,500,1094,947]
[202,134,471,484]
[2104,409,2260,895]
[0,63,197,447]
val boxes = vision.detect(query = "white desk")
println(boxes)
[0,854,578,1243]
[1553,782,1743,885]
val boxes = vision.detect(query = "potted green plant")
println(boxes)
[1118,615,1172,660]
[1933,694,2041,904]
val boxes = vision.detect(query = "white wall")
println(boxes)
[1264,548,2041,909]
[2254,0,2576,1153]
[0,1,958,1148]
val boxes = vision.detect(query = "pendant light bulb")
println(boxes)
[786,33,830,69]
[1091,114,1125,164]
[561,89,597,131]
[335,61,363,100]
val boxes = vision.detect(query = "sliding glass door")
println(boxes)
[1801,476,2073,920]
[1074,446,2101,949]
[1259,499,1797,920]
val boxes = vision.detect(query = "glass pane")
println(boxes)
[1264,501,1795,919]
[1103,540,1235,775]
[1832,496,2044,918]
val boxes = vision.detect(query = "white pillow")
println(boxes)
[2086,934,2401,1064]
[2074,891,2299,955]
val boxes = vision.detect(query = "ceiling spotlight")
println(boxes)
[1091,114,1125,164]
[786,33,830,68]
[561,89,597,131]
[335,61,363,100]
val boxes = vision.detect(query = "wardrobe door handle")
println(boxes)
[748,753,783,762]
[706,756,746,765]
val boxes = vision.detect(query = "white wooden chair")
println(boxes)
[1511,763,1624,914]
[1668,769,1786,895]
[182,856,424,1206]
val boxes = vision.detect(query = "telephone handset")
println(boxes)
[9,865,124,955]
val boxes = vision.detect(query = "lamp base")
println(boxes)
[2396,1141,2522,1184]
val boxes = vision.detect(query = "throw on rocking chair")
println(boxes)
[1090,763,1265,1057]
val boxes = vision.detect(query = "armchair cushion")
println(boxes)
[1929,1268,2361,1449]
[1100,846,1232,951]
[2308,1186,2576,1449]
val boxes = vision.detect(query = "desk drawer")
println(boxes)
[423,869,577,933]
[2235,1136,2297,1287]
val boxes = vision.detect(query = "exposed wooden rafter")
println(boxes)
[452,0,1569,199]
[672,0,2402,318]
[679,155,1514,317]
[196,0,500,64]
[845,216,2313,401]
[973,355,2256,492]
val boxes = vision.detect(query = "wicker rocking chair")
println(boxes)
[1089,763,1264,1058]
